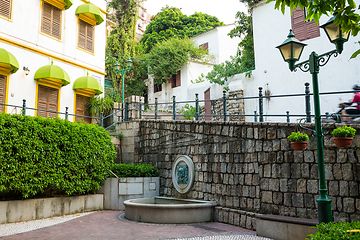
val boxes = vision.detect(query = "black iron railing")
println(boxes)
[140,83,359,123]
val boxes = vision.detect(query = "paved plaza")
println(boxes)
[0,211,273,240]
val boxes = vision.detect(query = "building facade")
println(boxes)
[0,0,106,122]
[146,24,241,108]
[241,0,360,122]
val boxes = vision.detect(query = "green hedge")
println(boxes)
[0,114,116,199]
[307,221,360,239]
[108,164,158,178]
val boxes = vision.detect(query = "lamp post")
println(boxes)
[276,17,350,224]
[114,58,133,104]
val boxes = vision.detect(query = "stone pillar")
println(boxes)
[119,121,140,164]
[125,95,145,120]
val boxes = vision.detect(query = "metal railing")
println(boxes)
[0,99,128,130]
[140,82,358,123]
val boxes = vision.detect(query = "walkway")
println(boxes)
[0,211,273,240]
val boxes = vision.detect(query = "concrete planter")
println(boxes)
[98,177,159,210]
[0,194,103,224]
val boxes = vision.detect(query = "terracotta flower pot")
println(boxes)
[333,137,353,148]
[290,141,308,151]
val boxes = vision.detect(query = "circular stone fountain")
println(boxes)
[123,155,217,224]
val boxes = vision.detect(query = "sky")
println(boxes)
[144,0,248,25]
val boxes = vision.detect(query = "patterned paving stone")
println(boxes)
[0,211,273,240]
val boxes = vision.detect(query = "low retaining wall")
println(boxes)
[256,214,317,240]
[0,194,103,224]
[215,206,259,230]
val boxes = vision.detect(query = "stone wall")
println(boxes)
[119,121,140,164]
[137,120,360,227]
[199,90,245,122]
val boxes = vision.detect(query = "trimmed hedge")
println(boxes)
[307,221,360,239]
[109,164,158,178]
[0,114,116,199]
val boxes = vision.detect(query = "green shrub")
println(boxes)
[0,114,116,199]
[307,221,360,239]
[332,125,356,138]
[287,132,309,142]
[108,164,158,178]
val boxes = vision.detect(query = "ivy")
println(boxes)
[140,6,224,53]
[146,38,209,84]
[105,0,147,101]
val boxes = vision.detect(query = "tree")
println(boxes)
[140,6,224,53]
[146,38,209,84]
[267,0,360,58]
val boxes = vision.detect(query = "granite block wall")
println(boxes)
[136,120,360,227]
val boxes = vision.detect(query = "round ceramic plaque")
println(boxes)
[172,155,195,194]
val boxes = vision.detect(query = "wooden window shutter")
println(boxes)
[75,95,91,123]
[291,7,320,41]
[41,2,62,40]
[0,75,6,113]
[0,0,11,19]
[78,20,94,53]
[176,70,181,87]
[52,6,61,39]
[86,24,94,52]
[37,85,59,118]
[199,42,209,53]
[78,20,86,49]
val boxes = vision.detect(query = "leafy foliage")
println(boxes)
[140,6,224,53]
[0,114,116,199]
[332,125,356,138]
[146,38,209,84]
[86,96,114,116]
[178,104,197,120]
[108,164,158,178]
[202,11,255,88]
[287,131,309,142]
[267,0,360,58]
[105,0,147,101]
[191,73,206,84]
[306,221,360,239]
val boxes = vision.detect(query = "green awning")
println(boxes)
[0,48,19,74]
[44,0,73,10]
[63,0,73,10]
[73,75,103,95]
[34,62,70,86]
[75,3,104,25]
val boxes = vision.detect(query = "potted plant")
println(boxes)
[332,125,356,148]
[287,131,309,151]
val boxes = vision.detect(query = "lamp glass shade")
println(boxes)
[126,58,133,68]
[276,29,307,63]
[279,43,292,61]
[323,22,340,42]
[320,16,350,43]
[114,62,120,71]
[292,42,305,60]
[278,42,305,62]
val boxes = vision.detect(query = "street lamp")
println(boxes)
[114,58,133,104]
[276,18,350,224]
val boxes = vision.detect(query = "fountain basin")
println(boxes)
[123,196,217,224]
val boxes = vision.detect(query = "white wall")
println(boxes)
[248,0,360,122]
[0,0,106,119]
[192,24,240,64]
